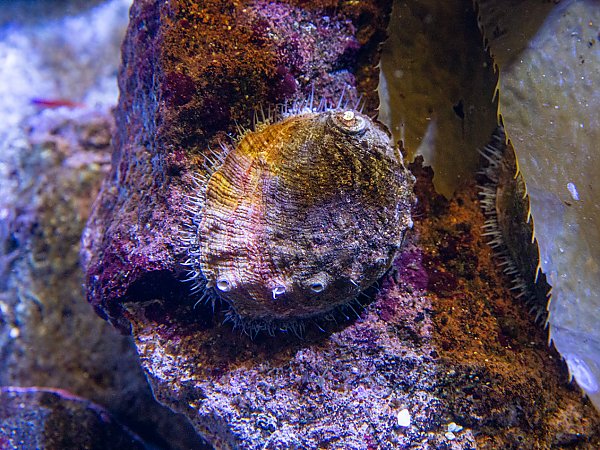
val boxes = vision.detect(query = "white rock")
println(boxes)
[397,408,411,427]
[447,422,463,433]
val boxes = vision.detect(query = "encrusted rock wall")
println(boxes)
[81,1,599,448]
[0,1,209,448]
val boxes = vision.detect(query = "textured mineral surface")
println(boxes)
[133,159,600,449]
[82,0,600,448]
[0,387,147,450]
[0,106,206,450]
[0,1,208,448]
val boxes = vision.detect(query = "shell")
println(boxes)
[478,127,550,322]
[185,108,415,328]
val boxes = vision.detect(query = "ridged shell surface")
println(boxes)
[188,109,415,324]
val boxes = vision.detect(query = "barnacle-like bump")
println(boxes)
[272,285,286,299]
[328,110,367,135]
[305,272,330,294]
[183,101,415,331]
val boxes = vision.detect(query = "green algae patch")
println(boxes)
[379,0,498,197]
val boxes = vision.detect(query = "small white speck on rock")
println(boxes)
[445,431,456,440]
[397,408,411,427]
[567,182,580,201]
[447,422,463,433]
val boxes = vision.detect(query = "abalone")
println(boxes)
[184,106,415,331]
[478,127,551,322]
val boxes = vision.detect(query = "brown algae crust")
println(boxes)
[185,108,415,326]
[160,0,388,151]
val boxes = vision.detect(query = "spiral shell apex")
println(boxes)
[184,107,415,328]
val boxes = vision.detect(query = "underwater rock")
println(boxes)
[133,159,600,448]
[0,387,147,450]
[0,2,208,448]
[0,107,206,450]
[474,0,600,410]
[81,0,600,447]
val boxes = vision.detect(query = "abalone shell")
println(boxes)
[185,109,415,328]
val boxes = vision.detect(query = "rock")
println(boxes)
[81,0,600,448]
[0,106,206,450]
[0,2,209,448]
[0,387,147,450]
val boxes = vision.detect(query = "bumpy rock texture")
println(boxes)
[134,160,600,449]
[82,0,599,447]
[0,1,208,448]
[0,107,206,450]
[0,387,147,450]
